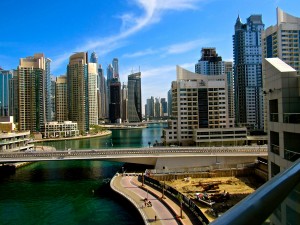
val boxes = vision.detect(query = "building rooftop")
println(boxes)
[265,58,297,72]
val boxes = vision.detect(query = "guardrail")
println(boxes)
[210,158,300,225]
[143,175,210,225]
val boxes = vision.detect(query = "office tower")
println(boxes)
[90,51,98,64]
[264,58,300,225]
[163,66,238,146]
[146,96,155,119]
[112,58,119,79]
[0,69,13,117]
[168,89,172,117]
[97,65,107,119]
[88,63,98,125]
[18,53,50,132]
[67,52,89,132]
[262,8,300,74]
[109,78,121,123]
[161,98,168,117]
[50,76,56,121]
[233,14,264,131]
[9,70,18,122]
[55,76,68,122]
[195,48,224,75]
[145,104,148,118]
[127,72,142,122]
[121,83,128,122]
[45,58,52,122]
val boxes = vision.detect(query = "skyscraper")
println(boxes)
[121,83,128,122]
[90,51,98,64]
[88,63,98,126]
[146,97,155,119]
[45,58,52,122]
[233,14,264,131]
[195,48,235,124]
[18,53,50,132]
[112,58,119,79]
[109,78,121,123]
[0,69,13,117]
[127,72,142,122]
[98,65,108,120]
[262,8,300,74]
[55,76,68,122]
[195,48,224,75]
[50,76,56,121]
[168,89,172,117]
[9,70,18,122]
[161,98,168,118]
[67,52,89,132]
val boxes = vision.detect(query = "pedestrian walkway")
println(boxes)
[110,174,195,225]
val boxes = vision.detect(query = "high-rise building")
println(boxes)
[195,48,224,75]
[225,61,235,122]
[112,58,119,79]
[90,51,98,64]
[161,98,168,117]
[18,53,50,132]
[262,8,300,131]
[195,48,235,124]
[67,52,89,132]
[262,8,300,75]
[233,14,264,131]
[50,76,56,121]
[88,63,98,126]
[45,58,52,122]
[146,96,155,119]
[162,66,240,146]
[98,65,107,120]
[127,72,142,122]
[109,78,121,123]
[55,76,68,122]
[9,70,18,122]
[121,83,128,122]
[168,89,172,117]
[264,58,300,225]
[0,69,13,117]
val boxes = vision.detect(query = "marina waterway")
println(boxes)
[0,123,166,225]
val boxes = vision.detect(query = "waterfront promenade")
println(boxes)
[111,174,195,225]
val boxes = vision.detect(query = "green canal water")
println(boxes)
[0,123,166,225]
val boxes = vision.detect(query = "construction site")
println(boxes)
[147,159,268,222]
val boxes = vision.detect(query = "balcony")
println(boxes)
[283,113,300,124]
[271,144,280,155]
[269,113,278,122]
[284,148,300,162]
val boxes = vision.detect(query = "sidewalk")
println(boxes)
[111,174,195,225]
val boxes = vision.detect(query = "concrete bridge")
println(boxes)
[0,146,268,169]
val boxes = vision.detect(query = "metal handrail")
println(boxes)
[210,158,300,225]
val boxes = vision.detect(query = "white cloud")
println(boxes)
[51,0,204,72]
[164,38,209,55]
[123,48,158,58]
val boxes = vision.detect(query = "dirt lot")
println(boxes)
[165,176,263,221]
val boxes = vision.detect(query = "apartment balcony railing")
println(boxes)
[211,158,300,225]
[283,113,300,124]
[270,144,280,155]
[284,148,300,162]
[269,113,278,122]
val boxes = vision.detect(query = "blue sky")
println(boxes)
[0,0,299,107]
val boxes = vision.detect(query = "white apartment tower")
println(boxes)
[162,66,242,146]
[88,63,98,126]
